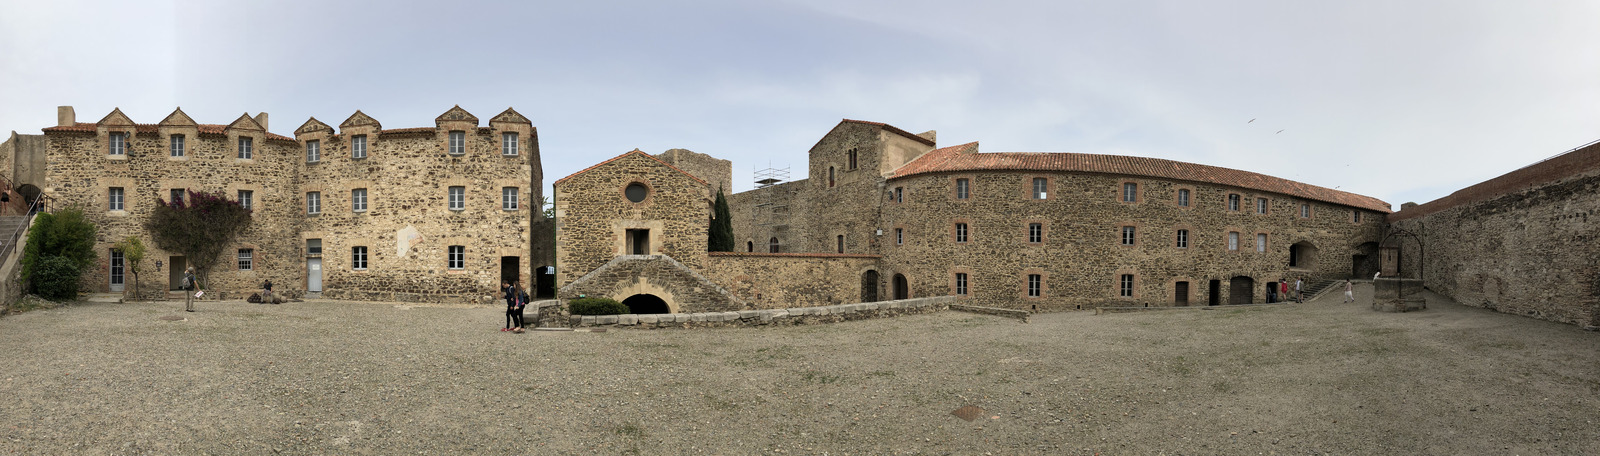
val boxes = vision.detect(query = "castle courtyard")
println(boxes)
[1,289,1595,454]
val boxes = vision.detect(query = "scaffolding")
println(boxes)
[754,166,789,188]
[753,166,791,249]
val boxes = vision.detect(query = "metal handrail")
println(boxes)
[0,193,49,264]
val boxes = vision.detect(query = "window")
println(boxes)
[1227,231,1239,251]
[351,246,368,270]
[1177,189,1190,207]
[1353,211,1362,223]
[306,140,320,162]
[352,135,367,159]
[1301,204,1311,218]
[955,223,968,243]
[955,272,968,296]
[1028,223,1043,243]
[1120,274,1134,297]
[1122,182,1138,202]
[109,132,127,155]
[836,235,845,253]
[352,188,367,212]
[1032,178,1048,199]
[847,148,858,170]
[1121,226,1136,245]
[1176,229,1189,248]
[746,241,753,252]
[1028,274,1042,297]
[502,187,519,210]
[1257,197,1268,214]
[1256,233,1267,252]
[502,132,518,156]
[238,190,253,210]
[110,250,124,285]
[170,134,185,157]
[895,228,903,245]
[828,167,835,188]
[170,189,185,205]
[238,137,253,159]
[448,131,465,155]
[956,178,970,199]
[625,183,649,203]
[307,239,322,255]
[768,237,779,253]
[448,186,465,210]
[894,187,903,203]
[108,187,124,211]
[238,249,253,271]
[306,192,321,214]
[448,245,464,269]
[1228,194,1240,211]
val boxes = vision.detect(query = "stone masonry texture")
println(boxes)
[12,106,541,303]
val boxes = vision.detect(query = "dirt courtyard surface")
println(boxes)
[1,287,1597,455]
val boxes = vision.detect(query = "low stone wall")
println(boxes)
[949,304,1029,322]
[554,295,954,329]
[704,252,880,309]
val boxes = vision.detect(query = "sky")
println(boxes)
[2,0,1595,210]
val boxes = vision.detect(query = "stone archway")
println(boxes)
[892,273,909,300]
[1351,242,1379,278]
[16,184,41,212]
[861,270,879,302]
[622,294,670,314]
[1289,241,1318,270]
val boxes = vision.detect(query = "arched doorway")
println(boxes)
[1229,276,1254,304]
[892,273,909,300]
[860,270,879,302]
[1289,241,1318,269]
[16,184,42,213]
[622,294,670,314]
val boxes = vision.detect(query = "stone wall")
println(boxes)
[558,255,742,313]
[704,252,881,309]
[656,149,732,197]
[26,106,540,303]
[1389,141,1600,327]
[562,295,954,329]
[554,151,710,286]
[880,170,1384,311]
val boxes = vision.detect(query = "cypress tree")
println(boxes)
[709,187,734,252]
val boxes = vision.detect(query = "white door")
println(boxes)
[308,258,322,292]
[109,250,125,292]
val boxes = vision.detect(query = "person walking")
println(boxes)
[1294,278,1304,303]
[1344,280,1355,303]
[1278,279,1288,304]
[500,281,514,332]
[182,267,198,312]
[513,280,530,333]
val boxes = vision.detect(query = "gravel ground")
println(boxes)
[1,285,1597,455]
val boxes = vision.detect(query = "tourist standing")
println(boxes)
[1343,280,1355,303]
[501,281,514,332]
[1278,279,1288,304]
[182,267,198,312]
[1294,278,1304,303]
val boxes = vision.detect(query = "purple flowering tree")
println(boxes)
[145,190,252,289]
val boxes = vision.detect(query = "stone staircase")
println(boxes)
[0,215,31,262]
[1303,279,1341,301]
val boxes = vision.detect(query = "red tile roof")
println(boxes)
[553,149,709,188]
[42,123,294,141]
[892,142,1391,212]
[841,119,935,146]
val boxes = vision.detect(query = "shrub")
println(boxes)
[21,206,98,295]
[31,256,83,301]
[567,297,630,315]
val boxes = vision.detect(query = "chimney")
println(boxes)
[253,112,268,132]
[57,106,75,127]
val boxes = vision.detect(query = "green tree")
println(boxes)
[20,206,99,300]
[708,187,734,252]
[540,196,555,219]
[113,236,146,300]
[145,190,252,288]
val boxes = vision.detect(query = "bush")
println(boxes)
[31,256,83,301]
[567,297,630,315]
[21,206,98,295]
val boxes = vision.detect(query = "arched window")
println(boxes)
[828,167,835,188]
[768,237,780,253]
[746,241,754,252]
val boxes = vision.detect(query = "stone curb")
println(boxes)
[558,295,957,330]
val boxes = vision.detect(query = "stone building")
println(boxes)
[728,120,1393,310]
[1,105,546,303]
